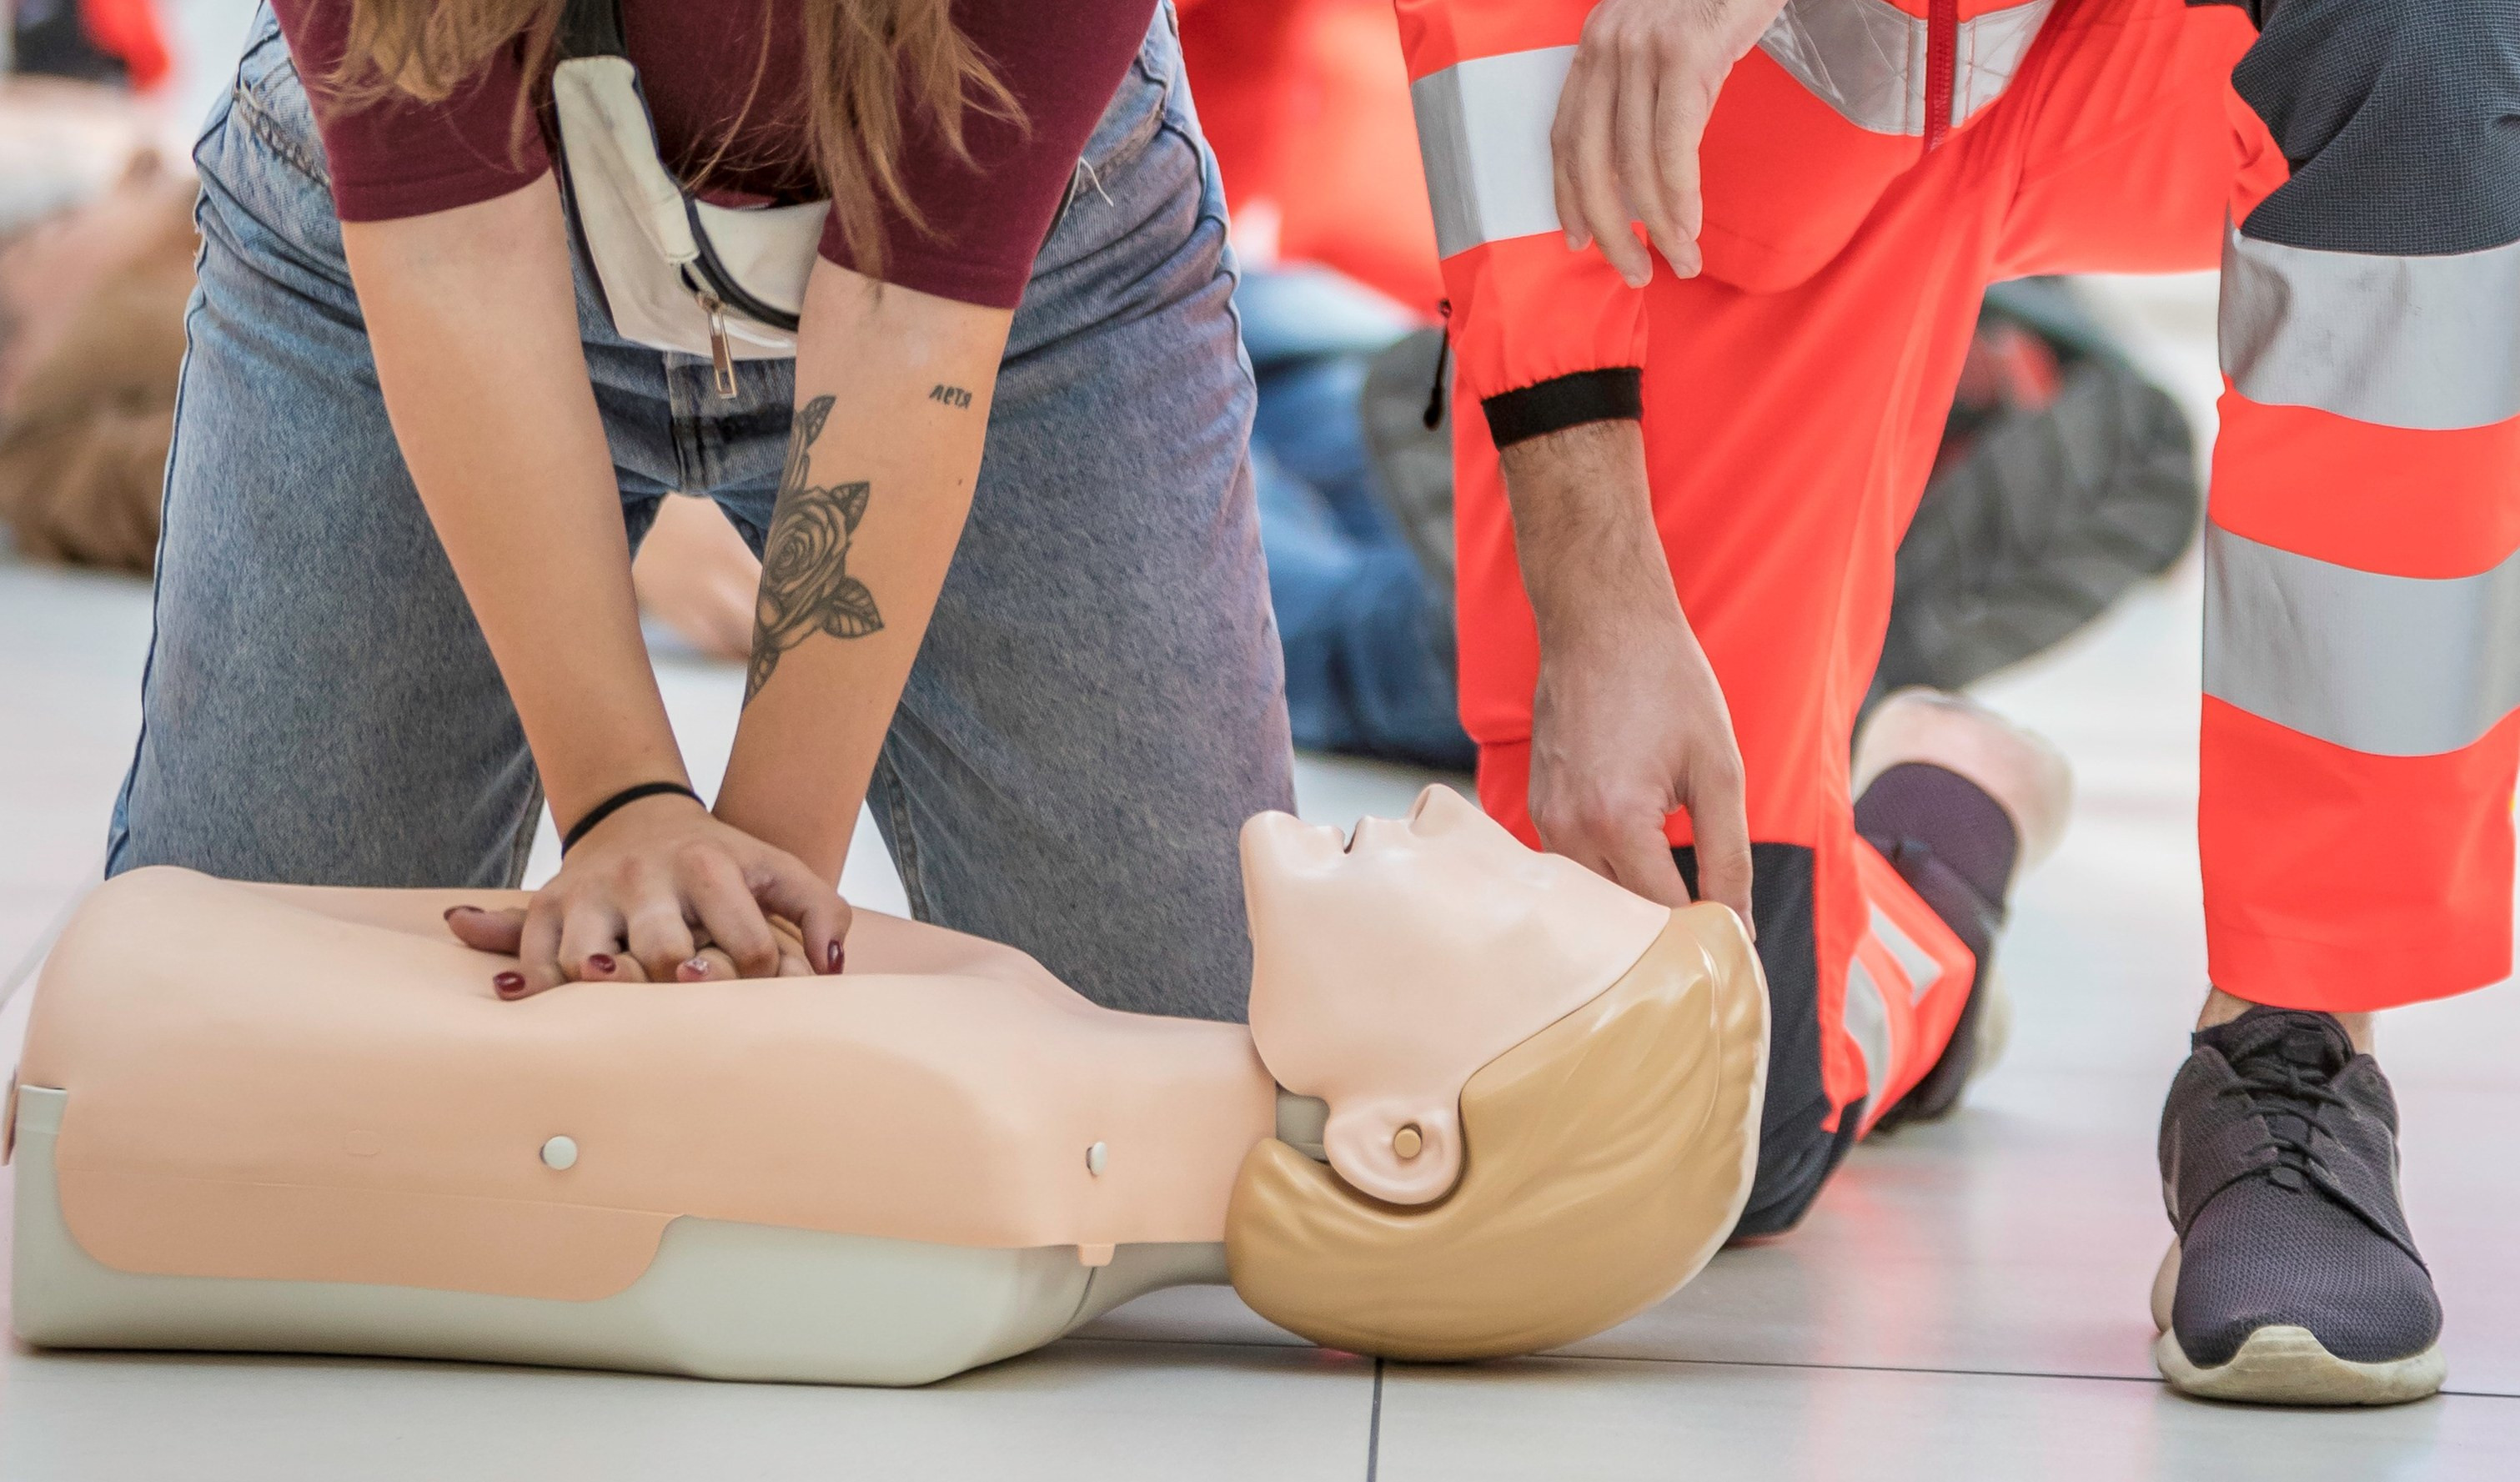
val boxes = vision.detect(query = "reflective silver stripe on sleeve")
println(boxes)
[1410,2,2052,256]
[1844,957,1895,1112]
[1411,47,1574,259]
[2204,524,2520,757]
[2220,225,2520,432]
[1757,0,2054,137]
[1870,905,1946,1002]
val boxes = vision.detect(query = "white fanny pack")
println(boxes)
[550,0,821,390]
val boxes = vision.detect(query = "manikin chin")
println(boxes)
[8,787,1767,1383]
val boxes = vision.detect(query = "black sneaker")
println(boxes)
[2153,1007,2445,1404]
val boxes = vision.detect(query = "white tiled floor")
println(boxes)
[6,278,2519,1477]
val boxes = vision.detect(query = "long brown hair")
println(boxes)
[332,0,1019,273]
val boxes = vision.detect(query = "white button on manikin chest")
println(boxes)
[540,1135,580,1171]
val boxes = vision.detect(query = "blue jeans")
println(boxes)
[106,5,1294,1023]
[1240,267,1473,771]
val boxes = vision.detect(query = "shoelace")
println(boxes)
[2211,1045,2352,1193]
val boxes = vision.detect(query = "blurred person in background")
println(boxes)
[0,146,194,570]
[0,8,187,570]
[8,0,171,87]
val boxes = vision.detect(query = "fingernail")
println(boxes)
[494,972,525,997]
[680,957,710,981]
[588,952,616,975]
[826,941,844,973]
[443,905,472,922]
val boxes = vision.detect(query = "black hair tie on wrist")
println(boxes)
[561,781,703,853]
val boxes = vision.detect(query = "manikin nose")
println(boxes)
[1344,814,1414,855]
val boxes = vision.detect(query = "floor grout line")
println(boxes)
[0,866,98,1014]
[1365,1359,1383,1482]
[1070,1333,2520,1403]
[1539,1350,2170,1386]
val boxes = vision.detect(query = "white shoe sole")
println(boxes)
[2149,1243,2447,1406]
[1852,688,2073,887]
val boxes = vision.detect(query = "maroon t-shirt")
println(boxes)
[271,0,1157,309]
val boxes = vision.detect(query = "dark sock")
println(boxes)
[1854,762,2019,908]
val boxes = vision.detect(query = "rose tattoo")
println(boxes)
[745,395,883,705]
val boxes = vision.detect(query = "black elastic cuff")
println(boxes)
[1478,367,1643,448]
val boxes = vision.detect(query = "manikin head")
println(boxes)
[1240,786,1674,1204]
[1227,788,1770,1360]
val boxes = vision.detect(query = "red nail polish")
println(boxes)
[494,972,525,996]
[588,953,616,974]
[826,941,844,973]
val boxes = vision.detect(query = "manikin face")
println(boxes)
[1240,786,1673,1204]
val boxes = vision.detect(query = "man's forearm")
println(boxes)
[1497,419,1684,651]
[713,263,1012,881]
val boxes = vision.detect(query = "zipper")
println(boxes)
[1922,0,1959,153]
[683,198,803,333]
[696,289,737,400]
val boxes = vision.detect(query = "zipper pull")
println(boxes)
[1423,299,1452,430]
[698,291,737,400]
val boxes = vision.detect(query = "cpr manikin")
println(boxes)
[8,788,1767,1383]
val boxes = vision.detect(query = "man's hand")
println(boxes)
[1551,0,1790,285]
[1529,610,1752,921]
[1499,421,1754,925]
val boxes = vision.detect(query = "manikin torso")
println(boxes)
[9,788,1767,1382]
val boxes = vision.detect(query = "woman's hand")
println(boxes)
[445,792,849,997]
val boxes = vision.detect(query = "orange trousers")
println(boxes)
[1446,0,2520,1198]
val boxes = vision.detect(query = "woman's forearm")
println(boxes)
[342,178,688,829]
[714,262,1012,879]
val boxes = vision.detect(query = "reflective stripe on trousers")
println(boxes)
[2203,210,2520,1006]
[2220,223,2520,435]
